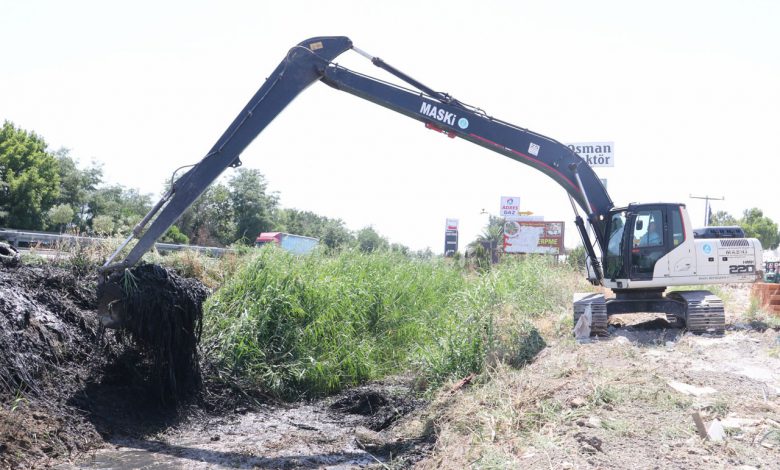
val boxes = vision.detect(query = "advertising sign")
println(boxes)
[444,230,458,256]
[503,221,565,255]
[566,142,614,167]
[445,218,459,230]
[500,196,521,219]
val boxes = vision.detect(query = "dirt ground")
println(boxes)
[2,260,778,469]
[411,286,780,469]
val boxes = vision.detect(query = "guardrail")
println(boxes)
[0,228,233,257]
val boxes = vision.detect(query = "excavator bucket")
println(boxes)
[96,264,209,403]
[96,275,126,329]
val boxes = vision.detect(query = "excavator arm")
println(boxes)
[101,36,613,282]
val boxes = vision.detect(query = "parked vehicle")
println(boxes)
[255,232,318,255]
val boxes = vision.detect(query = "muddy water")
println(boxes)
[56,402,379,470]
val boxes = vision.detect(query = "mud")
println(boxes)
[54,381,430,470]
[0,263,432,469]
[0,263,108,468]
[100,264,209,405]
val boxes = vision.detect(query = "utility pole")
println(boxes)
[689,194,725,227]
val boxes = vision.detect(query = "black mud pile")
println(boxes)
[103,264,209,405]
[0,261,214,469]
[0,263,106,468]
[330,384,425,431]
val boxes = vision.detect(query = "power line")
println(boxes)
[689,194,725,227]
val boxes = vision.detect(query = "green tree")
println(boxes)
[468,215,505,270]
[92,214,114,235]
[177,183,235,246]
[47,203,75,232]
[161,225,190,244]
[739,208,779,250]
[53,148,103,229]
[87,185,151,235]
[709,210,737,226]
[356,226,388,253]
[228,169,278,244]
[0,121,61,229]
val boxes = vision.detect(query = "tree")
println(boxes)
[228,169,279,244]
[47,204,75,232]
[709,210,737,227]
[87,185,152,235]
[53,148,103,230]
[0,121,61,229]
[470,216,504,261]
[161,225,190,244]
[177,183,235,246]
[92,214,114,236]
[356,226,388,253]
[739,208,779,250]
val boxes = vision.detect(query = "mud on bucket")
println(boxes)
[97,263,210,405]
[0,242,20,266]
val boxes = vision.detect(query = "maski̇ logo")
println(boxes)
[420,102,456,126]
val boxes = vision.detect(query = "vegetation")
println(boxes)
[710,207,780,249]
[0,120,402,252]
[201,248,579,399]
[0,121,61,228]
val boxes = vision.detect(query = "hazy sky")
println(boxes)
[3,1,778,251]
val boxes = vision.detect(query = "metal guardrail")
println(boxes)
[0,228,233,257]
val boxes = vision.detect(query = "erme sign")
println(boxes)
[566,142,614,167]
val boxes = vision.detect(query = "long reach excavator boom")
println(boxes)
[101,36,611,281]
[99,36,762,337]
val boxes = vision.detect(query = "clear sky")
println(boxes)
[2,0,778,251]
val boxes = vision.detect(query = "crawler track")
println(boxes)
[573,293,608,336]
[668,290,725,335]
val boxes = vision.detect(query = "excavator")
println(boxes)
[97,36,763,336]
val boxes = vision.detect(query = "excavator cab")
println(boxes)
[603,203,687,282]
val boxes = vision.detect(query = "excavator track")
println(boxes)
[573,293,609,336]
[668,290,725,335]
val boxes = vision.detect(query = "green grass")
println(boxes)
[202,249,579,399]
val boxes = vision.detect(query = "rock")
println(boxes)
[574,305,592,340]
[665,341,676,348]
[210,435,220,441]
[707,420,725,442]
[585,416,602,429]
[354,426,386,448]
[569,397,587,408]
[613,336,630,345]
[668,381,717,397]
[719,417,761,430]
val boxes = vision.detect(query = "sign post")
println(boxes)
[444,218,459,256]
[500,196,521,219]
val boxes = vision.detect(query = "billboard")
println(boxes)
[500,196,521,219]
[444,230,458,256]
[566,142,614,167]
[503,221,565,255]
[444,218,459,256]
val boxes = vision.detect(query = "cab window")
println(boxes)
[605,211,626,278]
[670,208,685,246]
[633,210,663,248]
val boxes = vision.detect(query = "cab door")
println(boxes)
[628,207,671,281]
